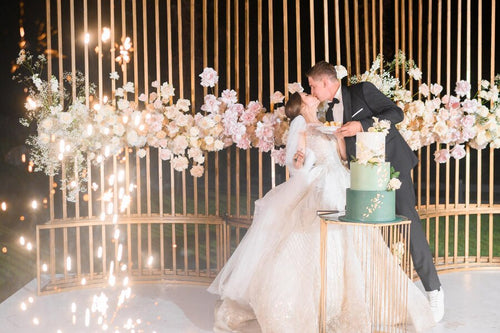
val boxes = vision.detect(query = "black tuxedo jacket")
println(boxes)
[341,82,418,173]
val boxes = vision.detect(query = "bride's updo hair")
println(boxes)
[285,92,302,120]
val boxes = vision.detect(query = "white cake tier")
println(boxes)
[356,132,385,163]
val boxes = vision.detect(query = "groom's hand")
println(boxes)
[337,121,363,137]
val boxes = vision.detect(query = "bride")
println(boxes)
[208,92,435,332]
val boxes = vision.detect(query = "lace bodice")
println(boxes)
[305,125,343,167]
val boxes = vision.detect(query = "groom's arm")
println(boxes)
[357,82,404,131]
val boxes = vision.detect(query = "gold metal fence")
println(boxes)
[36,0,499,293]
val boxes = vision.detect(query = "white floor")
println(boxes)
[0,270,498,332]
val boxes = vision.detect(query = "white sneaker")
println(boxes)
[427,287,445,323]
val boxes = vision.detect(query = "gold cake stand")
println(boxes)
[318,211,411,333]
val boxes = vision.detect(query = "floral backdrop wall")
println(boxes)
[14,50,500,201]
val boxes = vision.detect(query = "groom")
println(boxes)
[306,61,444,322]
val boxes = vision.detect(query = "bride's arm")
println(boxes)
[286,116,316,174]
[336,135,347,161]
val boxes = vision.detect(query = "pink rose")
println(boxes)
[270,91,285,104]
[418,83,430,97]
[434,148,450,163]
[235,134,251,150]
[219,89,238,106]
[460,115,475,128]
[455,80,471,97]
[159,148,172,160]
[450,144,466,160]
[271,148,287,166]
[199,67,219,87]
[240,109,257,125]
[201,94,221,114]
[190,165,205,177]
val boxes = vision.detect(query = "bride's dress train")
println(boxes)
[208,116,435,332]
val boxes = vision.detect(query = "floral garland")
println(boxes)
[15,50,500,201]
[350,51,500,162]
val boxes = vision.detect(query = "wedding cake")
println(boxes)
[340,126,401,223]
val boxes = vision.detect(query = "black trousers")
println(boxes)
[396,170,441,292]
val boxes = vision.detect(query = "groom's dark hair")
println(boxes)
[285,92,302,120]
[306,61,337,81]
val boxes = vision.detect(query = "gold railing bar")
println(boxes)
[371,0,377,59]
[295,0,301,79]
[89,225,94,278]
[63,227,68,278]
[113,156,118,215]
[205,153,209,215]
[353,0,359,73]
[62,162,67,218]
[234,0,239,93]
[159,155,164,217]
[182,170,187,215]
[50,229,55,281]
[309,0,315,65]
[172,224,177,273]
[148,223,152,274]
[236,149,240,217]
[226,150,231,215]
[127,223,132,275]
[195,224,200,276]
[183,223,188,275]
[177,0,184,98]
[137,224,142,275]
[215,152,220,216]
[146,148,151,216]
[206,224,210,275]
[121,0,127,83]
[110,0,116,100]
[426,0,433,86]
[167,0,173,89]
[102,225,107,274]
[363,0,369,71]
[160,223,165,273]
[401,0,406,84]
[136,151,142,215]
[246,150,251,217]
[190,0,195,110]
[283,0,289,94]
[75,158,80,219]
[214,0,219,96]
[36,227,41,295]
[171,164,175,215]
[76,226,81,277]
[378,0,383,65]
[334,0,341,64]
[132,0,138,104]
[323,0,329,62]
[344,0,351,74]
[125,149,131,216]
[70,0,76,99]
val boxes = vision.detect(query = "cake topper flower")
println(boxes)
[368,116,391,135]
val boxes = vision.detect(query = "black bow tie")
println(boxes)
[326,98,340,122]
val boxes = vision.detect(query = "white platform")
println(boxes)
[0,270,498,332]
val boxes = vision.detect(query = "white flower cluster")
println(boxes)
[17,51,291,200]
[368,117,391,135]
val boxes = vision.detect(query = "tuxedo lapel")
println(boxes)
[341,86,352,124]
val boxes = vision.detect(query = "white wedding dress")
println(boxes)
[208,116,435,332]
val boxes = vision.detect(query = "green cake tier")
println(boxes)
[350,162,390,191]
[343,189,395,222]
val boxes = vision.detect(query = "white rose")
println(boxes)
[288,82,304,94]
[387,178,402,191]
[334,65,348,79]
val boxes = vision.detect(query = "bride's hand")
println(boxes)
[293,150,305,169]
